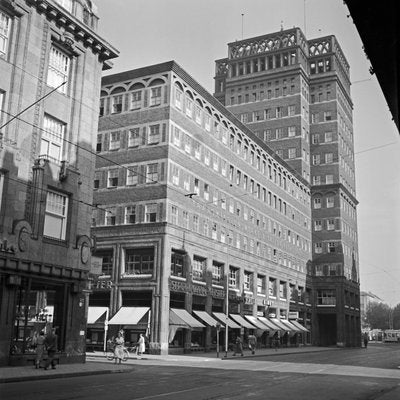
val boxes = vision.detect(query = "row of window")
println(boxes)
[171,86,310,201]
[97,123,166,152]
[170,120,310,207]
[312,174,335,185]
[100,85,164,116]
[230,85,297,105]
[170,204,310,262]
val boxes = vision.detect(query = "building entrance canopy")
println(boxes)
[193,310,223,327]
[170,308,205,329]
[213,312,241,328]
[108,307,149,325]
[87,307,109,324]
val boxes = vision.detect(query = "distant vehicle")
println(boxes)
[383,330,400,343]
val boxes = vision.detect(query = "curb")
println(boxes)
[0,367,133,384]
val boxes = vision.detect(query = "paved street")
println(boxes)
[1,344,400,400]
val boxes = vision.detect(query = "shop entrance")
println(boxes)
[317,314,337,346]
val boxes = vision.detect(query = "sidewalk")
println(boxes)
[0,346,337,383]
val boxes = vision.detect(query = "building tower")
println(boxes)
[0,0,118,366]
[214,27,360,346]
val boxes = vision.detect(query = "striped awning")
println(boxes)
[244,315,268,330]
[213,312,241,329]
[290,320,309,332]
[87,307,108,324]
[230,314,256,329]
[108,307,149,325]
[271,318,294,332]
[193,310,223,327]
[258,317,281,331]
[170,308,205,328]
[280,319,302,332]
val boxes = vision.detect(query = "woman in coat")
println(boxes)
[137,334,145,356]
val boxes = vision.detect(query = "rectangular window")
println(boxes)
[195,105,202,124]
[288,126,296,137]
[317,289,336,306]
[175,88,183,109]
[105,208,116,226]
[171,205,178,225]
[276,106,282,118]
[244,271,253,291]
[324,111,332,121]
[328,242,336,253]
[313,176,321,185]
[193,214,199,232]
[315,243,323,254]
[150,87,162,106]
[146,163,158,183]
[107,169,118,187]
[184,135,191,153]
[109,131,120,150]
[182,210,189,229]
[325,132,333,142]
[41,115,65,162]
[43,191,68,240]
[325,153,333,164]
[47,46,70,94]
[126,248,154,275]
[212,261,223,285]
[148,125,160,144]
[312,154,320,165]
[0,11,11,58]
[96,250,113,276]
[327,196,334,208]
[326,174,334,184]
[112,95,123,113]
[99,98,105,117]
[229,266,238,288]
[194,142,201,160]
[128,128,140,147]
[314,198,321,209]
[327,219,335,230]
[185,98,193,117]
[279,281,287,299]
[257,275,265,295]
[288,148,296,159]
[125,206,136,224]
[268,278,277,297]
[131,90,142,109]
[145,203,157,222]
[312,134,320,144]
[314,220,322,231]
[193,256,206,281]
[171,250,184,277]
[126,166,138,185]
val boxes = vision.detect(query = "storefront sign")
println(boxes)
[91,280,112,290]
[90,256,103,275]
[288,311,299,320]
[192,285,208,297]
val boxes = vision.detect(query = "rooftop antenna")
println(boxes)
[304,0,307,35]
[241,13,244,39]
[280,20,284,31]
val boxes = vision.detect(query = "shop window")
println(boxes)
[125,247,154,275]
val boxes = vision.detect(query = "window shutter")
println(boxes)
[159,162,165,181]
[104,132,110,151]
[142,127,147,145]
[163,86,168,104]
[124,93,129,111]
[157,202,163,222]
[162,123,166,142]
[105,97,111,115]
[143,89,148,107]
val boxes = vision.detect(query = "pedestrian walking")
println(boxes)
[137,333,145,357]
[114,330,125,364]
[363,332,369,348]
[273,331,280,351]
[248,334,257,355]
[232,336,243,356]
[44,328,58,370]
[34,331,45,369]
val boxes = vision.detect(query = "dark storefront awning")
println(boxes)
[244,315,268,330]
[193,310,223,327]
[290,320,309,332]
[87,307,108,324]
[170,308,205,328]
[213,312,241,329]
[108,307,149,325]
[230,314,256,329]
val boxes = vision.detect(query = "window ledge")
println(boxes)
[121,273,152,279]
[170,275,186,281]
[193,279,206,286]
[212,284,224,289]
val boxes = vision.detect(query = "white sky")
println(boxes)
[95,0,400,306]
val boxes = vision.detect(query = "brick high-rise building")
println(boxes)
[0,0,117,366]
[214,27,360,346]
[90,61,312,355]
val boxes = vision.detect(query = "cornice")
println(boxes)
[26,0,118,64]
